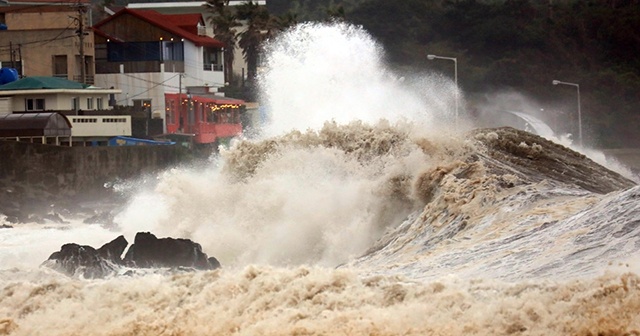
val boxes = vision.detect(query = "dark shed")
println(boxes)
[0,112,72,138]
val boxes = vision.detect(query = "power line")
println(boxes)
[115,73,180,103]
[0,33,76,52]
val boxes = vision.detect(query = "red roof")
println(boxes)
[93,8,224,48]
[92,29,122,42]
[165,13,203,36]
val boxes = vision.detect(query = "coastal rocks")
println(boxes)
[44,240,124,279]
[124,232,219,270]
[43,232,221,279]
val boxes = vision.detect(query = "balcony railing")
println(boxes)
[96,61,185,74]
[73,75,95,85]
[203,64,223,72]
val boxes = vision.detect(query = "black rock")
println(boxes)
[45,243,119,279]
[123,232,219,270]
[97,235,128,265]
[43,232,221,278]
[208,256,221,269]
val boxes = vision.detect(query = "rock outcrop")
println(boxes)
[123,232,219,270]
[43,232,220,279]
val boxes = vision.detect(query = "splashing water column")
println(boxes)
[428,54,458,121]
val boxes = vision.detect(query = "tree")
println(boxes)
[236,1,271,84]
[208,0,241,85]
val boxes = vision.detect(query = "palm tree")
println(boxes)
[236,1,271,84]
[272,11,298,33]
[207,0,240,85]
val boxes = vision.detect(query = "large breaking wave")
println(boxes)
[1,22,639,335]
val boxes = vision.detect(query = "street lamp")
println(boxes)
[552,79,582,147]
[428,54,458,120]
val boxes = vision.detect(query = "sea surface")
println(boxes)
[1,22,639,335]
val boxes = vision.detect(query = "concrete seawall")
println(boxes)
[0,140,191,206]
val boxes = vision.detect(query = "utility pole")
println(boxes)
[178,73,184,132]
[74,4,88,84]
[17,44,22,76]
[9,41,14,68]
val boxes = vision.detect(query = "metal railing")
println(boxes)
[203,64,223,72]
[95,61,185,74]
[73,75,95,85]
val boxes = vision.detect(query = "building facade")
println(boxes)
[93,7,245,145]
[0,0,95,84]
[126,0,266,84]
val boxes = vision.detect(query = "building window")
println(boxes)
[71,97,79,111]
[162,41,184,61]
[102,118,126,123]
[25,98,45,111]
[97,98,103,110]
[53,55,68,78]
[87,98,94,110]
[72,118,97,123]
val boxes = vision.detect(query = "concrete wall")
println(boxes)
[0,140,190,199]
[0,30,94,79]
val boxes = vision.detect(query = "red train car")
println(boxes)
[164,93,244,144]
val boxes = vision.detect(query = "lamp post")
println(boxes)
[552,79,582,147]
[428,54,458,120]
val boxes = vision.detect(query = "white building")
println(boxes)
[0,76,131,145]
[0,76,120,114]
[125,1,266,84]
[92,7,228,125]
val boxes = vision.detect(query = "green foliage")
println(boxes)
[208,0,241,85]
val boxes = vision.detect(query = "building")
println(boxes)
[125,0,266,84]
[0,112,72,145]
[0,76,119,113]
[0,0,95,84]
[92,7,226,111]
[0,76,128,145]
[164,93,244,145]
[93,7,246,147]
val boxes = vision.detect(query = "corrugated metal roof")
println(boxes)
[0,112,72,137]
[0,77,87,91]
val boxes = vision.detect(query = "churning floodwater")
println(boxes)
[1,22,640,335]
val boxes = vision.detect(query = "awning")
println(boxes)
[165,93,245,106]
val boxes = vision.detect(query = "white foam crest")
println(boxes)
[115,139,428,268]
[0,222,118,269]
[1,267,639,335]
[258,22,444,138]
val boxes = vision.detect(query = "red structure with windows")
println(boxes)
[164,93,244,144]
